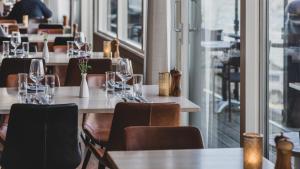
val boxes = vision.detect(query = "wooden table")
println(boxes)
[107,148,274,169]
[0,85,200,114]
[0,52,119,66]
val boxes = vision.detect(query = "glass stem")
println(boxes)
[122,80,126,96]
[14,47,17,56]
[36,82,38,95]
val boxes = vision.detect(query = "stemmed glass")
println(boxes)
[116,58,133,96]
[10,32,21,57]
[74,32,86,56]
[29,59,45,95]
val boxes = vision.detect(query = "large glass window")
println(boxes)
[266,0,300,163]
[127,0,143,43]
[97,0,144,49]
[187,0,241,148]
[98,0,118,35]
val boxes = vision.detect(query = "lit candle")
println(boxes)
[103,41,112,58]
[159,72,170,96]
[23,15,28,27]
[243,133,263,169]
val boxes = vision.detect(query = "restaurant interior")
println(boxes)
[0,0,298,169]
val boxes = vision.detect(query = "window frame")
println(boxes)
[95,0,147,52]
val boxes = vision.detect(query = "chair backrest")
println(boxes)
[1,104,81,169]
[54,37,74,46]
[0,58,45,87]
[150,103,180,126]
[64,58,112,86]
[87,74,106,88]
[125,126,204,151]
[8,24,19,34]
[0,19,17,24]
[39,24,64,30]
[38,29,64,34]
[53,45,68,53]
[107,103,152,151]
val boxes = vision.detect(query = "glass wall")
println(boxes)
[98,0,118,35]
[188,0,241,148]
[266,0,300,163]
[127,0,143,43]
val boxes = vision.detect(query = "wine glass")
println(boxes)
[74,32,86,56]
[10,32,21,57]
[116,58,133,96]
[29,59,45,95]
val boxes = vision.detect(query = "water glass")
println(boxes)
[106,71,115,93]
[2,41,10,57]
[22,42,29,57]
[45,75,55,101]
[85,42,93,56]
[67,41,74,57]
[18,73,28,101]
[133,74,143,97]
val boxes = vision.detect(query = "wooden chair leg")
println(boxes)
[81,149,92,169]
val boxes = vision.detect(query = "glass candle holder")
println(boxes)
[243,133,263,169]
[159,72,170,96]
[103,41,112,58]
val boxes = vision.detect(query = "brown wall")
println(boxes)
[93,32,144,74]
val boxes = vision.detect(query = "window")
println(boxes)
[97,0,145,49]
[127,0,143,43]
[264,0,299,163]
[98,0,118,35]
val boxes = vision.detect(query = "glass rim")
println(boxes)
[106,71,115,74]
[18,73,28,76]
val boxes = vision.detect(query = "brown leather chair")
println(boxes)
[125,126,204,151]
[38,29,64,34]
[0,19,17,24]
[0,58,46,145]
[64,58,112,86]
[81,102,181,169]
[8,24,19,34]
[53,45,68,53]
[83,74,112,147]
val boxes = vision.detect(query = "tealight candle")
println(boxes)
[243,133,263,169]
[23,15,28,27]
[159,72,170,96]
[103,41,112,58]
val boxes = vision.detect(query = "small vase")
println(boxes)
[79,73,89,98]
[43,40,50,58]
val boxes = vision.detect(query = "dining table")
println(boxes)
[25,33,73,43]
[107,148,274,169]
[0,85,200,114]
[0,52,119,66]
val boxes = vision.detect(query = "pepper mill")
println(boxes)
[111,38,120,58]
[170,68,182,97]
[73,24,78,37]
[274,133,293,169]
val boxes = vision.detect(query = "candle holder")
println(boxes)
[159,72,170,96]
[243,133,263,169]
[23,15,28,27]
[103,41,112,58]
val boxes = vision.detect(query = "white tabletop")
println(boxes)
[0,52,118,66]
[26,34,73,43]
[108,148,274,169]
[0,85,200,114]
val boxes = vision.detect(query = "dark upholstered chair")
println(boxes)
[1,104,81,169]
[124,126,204,151]
[0,58,45,87]
[64,58,112,86]
[81,102,181,169]
[38,24,64,34]
[0,58,46,145]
